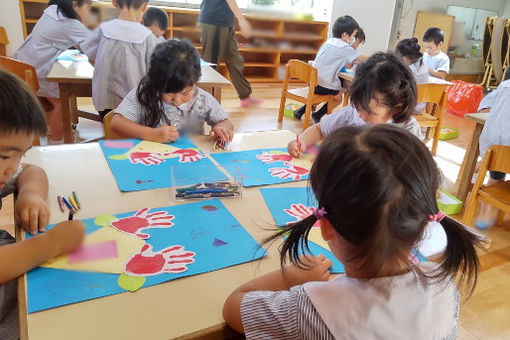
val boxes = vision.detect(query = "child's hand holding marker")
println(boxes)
[152,124,179,143]
[46,220,85,255]
[210,119,234,143]
[288,134,306,158]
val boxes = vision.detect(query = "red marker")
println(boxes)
[57,196,65,213]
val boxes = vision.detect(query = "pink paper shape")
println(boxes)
[68,240,118,264]
[104,140,135,149]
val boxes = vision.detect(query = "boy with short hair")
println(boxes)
[352,28,365,50]
[295,15,366,123]
[142,6,169,43]
[0,69,85,340]
[422,27,450,80]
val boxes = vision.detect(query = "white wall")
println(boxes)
[0,0,24,56]
[328,0,398,55]
[504,0,510,18]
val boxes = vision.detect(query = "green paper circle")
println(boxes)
[94,214,117,227]
[118,273,146,292]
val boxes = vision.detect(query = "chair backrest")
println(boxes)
[286,59,318,87]
[0,56,39,92]
[485,145,510,174]
[103,111,124,139]
[0,26,8,56]
[416,83,448,105]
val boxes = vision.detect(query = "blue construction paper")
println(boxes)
[26,200,266,313]
[259,187,344,273]
[56,49,88,62]
[99,138,227,192]
[210,148,309,187]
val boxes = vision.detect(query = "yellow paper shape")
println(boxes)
[308,228,330,251]
[41,227,145,274]
[118,273,146,292]
[125,140,181,159]
[267,150,313,170]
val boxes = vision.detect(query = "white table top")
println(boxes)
[21,130,299,340]
[464,112,489,124]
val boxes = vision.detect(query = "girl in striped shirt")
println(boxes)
[110,39,233,143]
[223,124,483,339]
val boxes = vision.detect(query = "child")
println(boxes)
[110,39,233,143]
[142,7,168,43]
[475,73,510,229]
[351,28,365,50]
[81,0,158,120]
[478,69,510,112]
[0,69,85,340]
[223,124,482,339]
[422,27,450,80]
[396,37,428,85]
[288,52,422,157]
[15,0,91,143]
[294,15,366,123]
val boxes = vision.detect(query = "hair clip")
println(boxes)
[427,211,446,223]
[314,207,327,220]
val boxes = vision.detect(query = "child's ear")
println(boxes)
[319,218,336,242]
[141,2,148,12]
[438,41,444,49]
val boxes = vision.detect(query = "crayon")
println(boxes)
[57,196,65,212]
[72,191,81,209]
[68,196,79,211]
[62,197,74,212]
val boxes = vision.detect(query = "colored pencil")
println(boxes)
[68,196,79,211]
[68,211,74,220]
[72,191,81,209]
[62,197,74,212]
[296,134,301,151]
[57,196,65,212]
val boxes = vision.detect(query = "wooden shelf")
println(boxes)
[22,0,48,3]
[238,47,279,53]
[172,26,199,32]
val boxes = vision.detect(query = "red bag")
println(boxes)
[445,80,483,117]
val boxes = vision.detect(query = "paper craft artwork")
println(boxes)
[211,149,313,187]
[99,138,227,192]
[259,187,344,273]
[27,199,266,313]
[110,208,175,239]
[68,241,118,264]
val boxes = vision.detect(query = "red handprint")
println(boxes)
[256,152,293,164]
[284,203,320,228]
[110,208,174,239]
[268,162,309,181]
[171,149,206,163]
[128,152,169,166]
[124,244,196,276]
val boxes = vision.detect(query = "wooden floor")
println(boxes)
[2,84,509,339]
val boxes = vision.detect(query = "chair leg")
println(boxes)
[496,210,506,226]
[302,102,313,130]
[431,125,441,156]
[278,93,287,123]
[463,192,478,226]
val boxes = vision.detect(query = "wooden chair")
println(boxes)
[0,26,8,56]
[0,56,38,92]
[103,111,123,139]
[414,83,449,156]
[278,59,335,130]
[463,145,510,226]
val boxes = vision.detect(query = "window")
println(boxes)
[146,0,314,10]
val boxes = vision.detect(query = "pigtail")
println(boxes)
[262,215,319,269]
[436,216,485,295]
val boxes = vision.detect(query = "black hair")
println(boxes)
[266,124,483,293]
[332,15,359,39]
[0,69,47,136]
[504,68,510,81]
[142,7,169,31]
[349,52,416,124]
[115,0,148,9]
[423,27,444,45]
[136,39,201,128]
[355,28,365,43]
[396,37,423,64]
[48,0,91,21]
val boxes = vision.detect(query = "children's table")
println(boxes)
[46,55,231,144]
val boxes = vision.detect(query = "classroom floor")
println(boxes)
[2,84,509,339]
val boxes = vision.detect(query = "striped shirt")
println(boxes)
[81,19,158,112]
[320,105,423,140]
[114,87,228,135]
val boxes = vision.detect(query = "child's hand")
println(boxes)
[210,123,233,142]
[284,254,332,286]
[46,220,86,256]
[153,125,179,143]
[287,139,306,158]
[15,193,50,235]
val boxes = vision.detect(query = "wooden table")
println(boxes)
[46,58,231,144]
[455,112,489,203]
[17,130,301,340]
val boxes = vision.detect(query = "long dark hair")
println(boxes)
[396,37,423,65]
[350,52,417,124]
[49,0,91,21]
[266,125,483,294]
[136,39,201,128]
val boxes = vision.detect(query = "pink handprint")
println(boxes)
[256,152,293,164]
[124,244,196,276]
[284,203,320,227]
[268,162,309,181]
[110,208,174,239]
[171,149,206,163]
[128,152,169,166]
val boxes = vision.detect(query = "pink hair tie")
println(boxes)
[314,207,327,220]
[428,211,446,223]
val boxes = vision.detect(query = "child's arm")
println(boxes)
[353,55,368,64]
[110,114,179,143]
[223,254,331,332]
[226,0,252,38]
[287,123,323,157]
[210,119,234,142]
[0,220,85,285]
[428,69,447,79]
[14,164,50,235]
